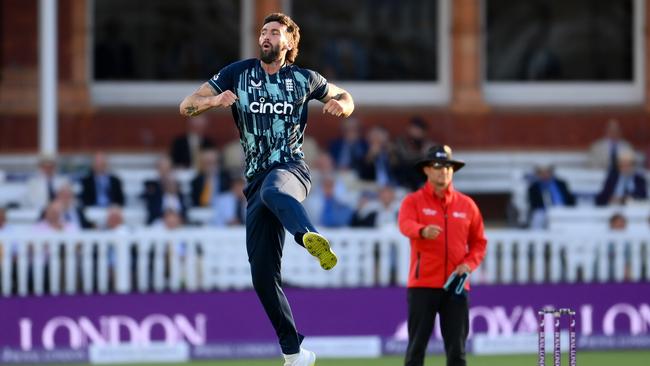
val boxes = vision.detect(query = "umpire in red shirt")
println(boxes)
[398,145,487,366]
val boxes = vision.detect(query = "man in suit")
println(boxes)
[527,164,576,229]
[596,151,648,206]
[141,156,187,224]
[79,152,125,207]
[24,154,68,210]
[190,149,231,207]
[169,115,216,169]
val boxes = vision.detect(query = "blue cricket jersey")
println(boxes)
[208,58,329,180]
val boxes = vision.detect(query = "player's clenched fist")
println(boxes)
[213,90,238,108]
[322,99,345,117]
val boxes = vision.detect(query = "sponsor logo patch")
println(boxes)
[452,211,467,219]
[422,208,437,216]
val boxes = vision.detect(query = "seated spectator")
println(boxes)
[169,115,216,169]
[56,183,94,229]
[595,151,648,206]
[314,175,354,228]
[349,186,400,228]
[142,157,187,224]
[212,178,246,226]
[304,153,357,224]
[328,118,367,171]
[104,205,128,233]
[34,201,78,233]
[394,117,434,190]
[357,125,398,186]
[609,212,627,230]
[24,154,67,210]
[589,118,634,171]
[527,164,576,229]
[350,190,378,227]
[190,149,231,208]
[79,152,125,207]
[143,176,187,225]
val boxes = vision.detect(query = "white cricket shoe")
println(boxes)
[283,347,316,366]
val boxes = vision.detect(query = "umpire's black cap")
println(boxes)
[415,145,465,172]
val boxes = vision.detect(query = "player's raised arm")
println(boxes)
[179,82,238,117]
[320,83,354,118]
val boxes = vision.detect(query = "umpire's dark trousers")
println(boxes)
[405,288,469,366]
[243,161,317,355]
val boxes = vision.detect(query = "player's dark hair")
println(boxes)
[263,13,300,64]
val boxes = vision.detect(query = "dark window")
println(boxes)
[93,0,240,80]
[486,0,633,81]
[292,0,438,81]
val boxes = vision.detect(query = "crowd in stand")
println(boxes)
[0,117,649,294]
[0,117,648,235]
[526,119,649,229]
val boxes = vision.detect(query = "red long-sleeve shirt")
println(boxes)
[398,182,487,289]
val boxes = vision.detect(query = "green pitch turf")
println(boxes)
[59,350,650,366]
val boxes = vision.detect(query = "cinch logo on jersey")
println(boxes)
[249,97,294,115]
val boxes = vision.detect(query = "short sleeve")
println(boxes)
[307,70,329,101]
[208,63,236,94]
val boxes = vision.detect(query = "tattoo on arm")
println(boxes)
[332,93,344,101]
[184,105,199,116]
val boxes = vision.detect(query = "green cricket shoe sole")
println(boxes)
[303,232,338,270]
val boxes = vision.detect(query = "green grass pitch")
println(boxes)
[56,350,650,366]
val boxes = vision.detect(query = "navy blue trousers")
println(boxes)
[243,161,317,355]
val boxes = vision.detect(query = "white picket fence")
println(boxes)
[0,228,649,297]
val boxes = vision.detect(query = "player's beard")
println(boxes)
[260,43,282,64]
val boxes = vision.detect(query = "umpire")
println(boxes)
[398,145,488,366]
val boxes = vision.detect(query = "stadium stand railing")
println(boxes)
[1,228,648,297]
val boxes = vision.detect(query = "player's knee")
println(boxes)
[260,186,281,206]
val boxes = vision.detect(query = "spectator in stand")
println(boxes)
[190,149,231,208]
[350,190,378,227]
[370,185,401,227]
[350,186,401,228]
[595,150,648,206]
[609,212,627,230]
[79,152,125,208]
[142,157,187,224]
[318,175,354,228]
[357,125,397,186]
[527,164,576,229]
[395,117,435,190]
[169,115,216,169]
[104,205,128,232]
[589,118,634,172]
[304,153,356,225]
[34,201,78,233]
[212,177,247,226]
[328,117,367,171]
[24,154,68,210]
[143,178,187,225]
[56,182,94,229]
